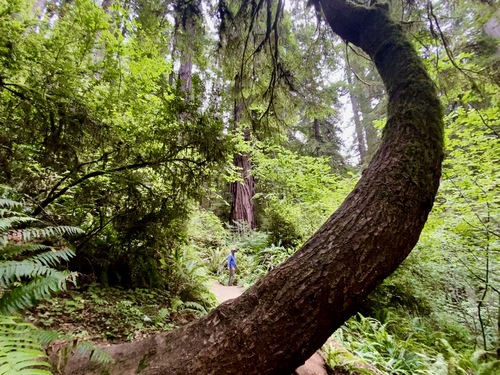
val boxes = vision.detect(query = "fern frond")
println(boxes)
[0,217,39,233]
[46,226,84,237]
[0,244,54,260]
[0,199,23,209]
[1,234,7,247]
[20,226,83,242]
[31,248,75,268]
[35,330,113,366]
[0,254,74,287]
[179,301,208,315]
[0,315,52,375]
[0,208,20,218]
[36,330,61,346]
[0,273,75,314]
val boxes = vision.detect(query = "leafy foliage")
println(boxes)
[0,315,51,375]
[252,142,355,246]
[328,313,500,375]
[0,197,80,314]
[162,245,217,309]
[0,192,114,374]
[0,0,234,288]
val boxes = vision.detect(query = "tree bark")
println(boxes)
[57,1,443,374]
[175,0,200,103]
[229,104,256,230]
[229,71,256,230]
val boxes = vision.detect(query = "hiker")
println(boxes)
[227,248,238,286]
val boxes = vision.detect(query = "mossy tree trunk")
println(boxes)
[58,1,443,374]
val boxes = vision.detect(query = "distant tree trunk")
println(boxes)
[229,99,256,229]
[358,83,380,162]
[177,23,194,99]
[313,118,323,156]
[101,0,114,12]
[174,0,199,104]
[346,66,367,163]
[56,1,443,374]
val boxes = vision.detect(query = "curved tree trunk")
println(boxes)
[58,1,443,374]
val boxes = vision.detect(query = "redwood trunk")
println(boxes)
[229,101,256,229]
[58,1,443,374]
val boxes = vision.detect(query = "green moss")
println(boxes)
[137,355,149,373]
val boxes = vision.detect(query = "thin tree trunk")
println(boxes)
[346,66,367,163]
[57,1,443,374]
[313,118,323,156]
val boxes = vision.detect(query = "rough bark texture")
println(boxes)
[57,1,443,374]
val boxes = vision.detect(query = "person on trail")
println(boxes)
[227,248,238,286]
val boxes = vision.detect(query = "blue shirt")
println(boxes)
[228,253,237,269]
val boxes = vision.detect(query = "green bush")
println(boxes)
[262,201,305,247]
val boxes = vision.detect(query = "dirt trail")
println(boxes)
[209,280,330,375]
[210,280,244,303]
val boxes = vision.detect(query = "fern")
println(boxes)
[19,226,83,243]
[31,248,75,268]
[1,244,56,261]
[0,274,74,315]
[35,330,113,368]
[72,340,113,365]
[0,191,85,374]
[0,217,39,232]
[0,199,80,314]
[0,199,22,210]
[0,249,75,285]
[181,301,208,315]
[0,315,52,375]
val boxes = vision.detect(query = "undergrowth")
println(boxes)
[26,286,189,343]
[326,313,500,375]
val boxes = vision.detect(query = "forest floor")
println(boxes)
[25,282,331,374]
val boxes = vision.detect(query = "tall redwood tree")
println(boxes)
[229,106,256,229]
[58,0,444,373]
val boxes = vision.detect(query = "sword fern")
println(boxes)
[0,199,81,314]
[0,197,83,374]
